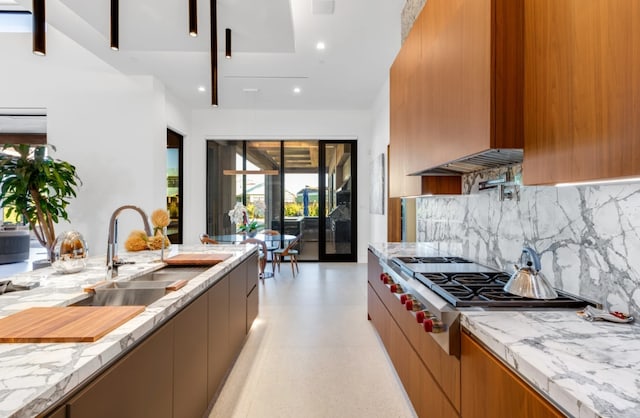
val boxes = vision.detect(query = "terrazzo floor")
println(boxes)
[208,262,417,418]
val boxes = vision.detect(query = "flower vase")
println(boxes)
[247,230,257,238]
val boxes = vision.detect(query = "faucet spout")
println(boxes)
[106,205,152,279]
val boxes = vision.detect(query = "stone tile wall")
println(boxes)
[416,165,640,316]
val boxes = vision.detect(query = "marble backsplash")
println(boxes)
[416,167,640,317]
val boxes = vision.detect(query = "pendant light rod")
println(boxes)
[110,0,119,50]
[210,0,218,106]
[189,0,198,37]
[225,28,231,59]
[32,0,45,56]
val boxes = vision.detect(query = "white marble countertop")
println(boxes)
[0,244,258,418]
[369,242,640,418]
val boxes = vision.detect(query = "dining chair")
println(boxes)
[241,238,268,279]
[199,233,218,244]
[272,234,300,276]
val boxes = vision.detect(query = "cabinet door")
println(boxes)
[229,261,248,356]
[44,405,66,418]
[174,295,209,418]
[67,323,173,418]
[389,14,423,198]
[246,252,259,296]
[246,285,259,333]
[208,275,230,400]
[523,0,640,185]
[412,0,492,172]
[461,333,563,418]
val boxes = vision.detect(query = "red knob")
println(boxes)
[400,294,409,304]
[390,284,398,293]
[423,318,433,332]
[380,273,386,282]
[405,300,414,310]
[416,311,426,323]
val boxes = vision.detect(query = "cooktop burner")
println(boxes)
[415,272,592,308]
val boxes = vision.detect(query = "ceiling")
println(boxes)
[9,0,405,111]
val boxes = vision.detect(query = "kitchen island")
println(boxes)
[369,242,640,418]
[0,243,259,418]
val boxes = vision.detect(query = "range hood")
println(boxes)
[409,149,523,176]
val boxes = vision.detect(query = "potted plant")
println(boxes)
[0,144,81,264]
[228,202,264,237]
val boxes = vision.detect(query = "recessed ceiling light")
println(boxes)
[316,41,326,50]
[243,88,260,93]
[198,86,206,92]
[293,87,301,94]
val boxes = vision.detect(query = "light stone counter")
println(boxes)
[369,242,640,418]
[0,244,258,418]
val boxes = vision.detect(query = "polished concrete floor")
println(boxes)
[208,262,417,418]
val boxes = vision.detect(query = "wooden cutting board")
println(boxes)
[0,306,145,343]
[164,253,232,266]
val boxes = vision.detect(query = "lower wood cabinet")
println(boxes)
[66,321,174,418]
[208,275,230,400]
[174,295,209,418]
[368,284,459,418]
[229,259,248,356]
[44,253,259,418]
[246,253,259,333]
[368,250,562,418]
[460,332,563,418]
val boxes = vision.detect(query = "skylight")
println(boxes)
[0,11,32,33]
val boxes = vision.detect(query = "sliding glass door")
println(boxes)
[206,140,357,262]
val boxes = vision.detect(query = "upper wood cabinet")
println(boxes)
[523,0,640,185]
[389,0,523,197]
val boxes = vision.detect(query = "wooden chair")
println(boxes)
[199,233,218,244]
[241,238,268,279]
[272,234,300,276]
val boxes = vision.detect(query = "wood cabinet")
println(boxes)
[523,0,640,185]
[66,321,174,418]
[367,251,459,417]
[44,253,259,418]
[208,275,230,400]
[229,258,248,356]
[246,252,259,333]
[461,332,563,418]
[389,0,523,197]
[173,296,209,418]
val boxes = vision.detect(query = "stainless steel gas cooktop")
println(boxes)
[391,256,594,309]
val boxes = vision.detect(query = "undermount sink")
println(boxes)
[70,288,166,307]
[95,280,178,290]
[130,266,209,282]
[70,266,209,307]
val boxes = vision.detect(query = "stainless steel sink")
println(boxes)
[70,288,166,306]
[70,266,209,307]
[130,266,209,282]
[95,280,177,290]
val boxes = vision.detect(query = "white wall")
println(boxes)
[188,109,374,262]
[368,79,392,244]
[0,29,188,256]
[1,20,389,264]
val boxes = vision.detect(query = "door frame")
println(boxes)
[318,140,357,262]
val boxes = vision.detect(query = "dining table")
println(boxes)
[207,233,296,278]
